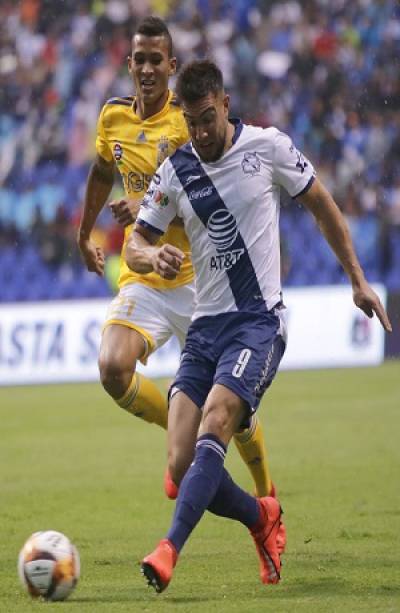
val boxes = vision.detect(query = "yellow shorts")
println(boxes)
[104,282,195,362]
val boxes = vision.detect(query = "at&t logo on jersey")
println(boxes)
[210,249,244,271]
[113,142,123,163]
[207,209,244,270]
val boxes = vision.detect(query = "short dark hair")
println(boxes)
[176,60,224,104]
[134,16,173,57]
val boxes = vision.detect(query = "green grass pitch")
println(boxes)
[1,362,399,612]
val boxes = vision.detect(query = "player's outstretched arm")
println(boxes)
[126,226,184,280]
[300,177,392,332]
[77,154,115,276]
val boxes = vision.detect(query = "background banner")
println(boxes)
[0,285,386,386]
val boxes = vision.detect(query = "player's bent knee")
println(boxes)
[201,396,243,442]
[98,355,135,399]
[202,404,231,437]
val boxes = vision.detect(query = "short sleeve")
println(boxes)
[95,106,113,163]
[136,158,177,235]
[272,130,315,198]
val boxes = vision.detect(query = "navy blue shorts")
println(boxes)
[170,310,286,420]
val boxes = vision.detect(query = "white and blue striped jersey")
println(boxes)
[137,120,315,320]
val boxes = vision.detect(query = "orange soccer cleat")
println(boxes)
[249,496,282,585]
[141,539,178,593]
[269,483,287,555]
[164,469,179,500]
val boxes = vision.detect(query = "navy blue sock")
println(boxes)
[207,467,259,528]
[167,434,226,553]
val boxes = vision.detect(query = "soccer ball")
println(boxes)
[18,530,80,601]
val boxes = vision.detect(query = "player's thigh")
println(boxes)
[199,383,248,445]
[103,283,176,363]
[168,390,201,484]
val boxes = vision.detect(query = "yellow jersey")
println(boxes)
[96,90,193,290]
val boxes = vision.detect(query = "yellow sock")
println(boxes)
[233,415,272,497]
[116,373,168,429]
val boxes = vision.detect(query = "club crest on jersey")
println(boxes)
[242,152,261,176]
[154,189,169,208]
[113,143,123,163]
[157,136,169,166]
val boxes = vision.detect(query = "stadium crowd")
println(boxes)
[0,0,399,301]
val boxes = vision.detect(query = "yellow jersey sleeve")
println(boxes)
[95,105,114,163]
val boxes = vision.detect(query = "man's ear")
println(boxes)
[169,57,177,76]
[223,93,230,115]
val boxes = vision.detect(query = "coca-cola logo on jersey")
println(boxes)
[189,186,213,200]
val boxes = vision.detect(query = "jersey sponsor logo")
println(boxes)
[210,249,244,271]
[207,209,238,250]
[154,189,169,208]
[121,171,152,193]
[241,152,261,176]
[185,174,201,185]
[289,144,308,174]
[189,185,213,200]
[113,142,123,163]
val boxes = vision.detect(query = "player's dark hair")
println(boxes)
[176,60,224,103]
[135,16,173,57]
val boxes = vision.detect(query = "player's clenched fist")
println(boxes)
[109,198,142,227]
[151,244,184,280]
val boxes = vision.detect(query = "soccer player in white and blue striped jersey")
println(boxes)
[126,60,391,593]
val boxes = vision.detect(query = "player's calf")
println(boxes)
[164,469,179,500]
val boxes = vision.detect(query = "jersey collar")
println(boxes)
[189,117,244,163]
[230,117,243,144]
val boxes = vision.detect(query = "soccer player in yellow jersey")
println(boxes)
[77,16,277,501]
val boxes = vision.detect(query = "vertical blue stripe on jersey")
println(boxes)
[170,142,268,314]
